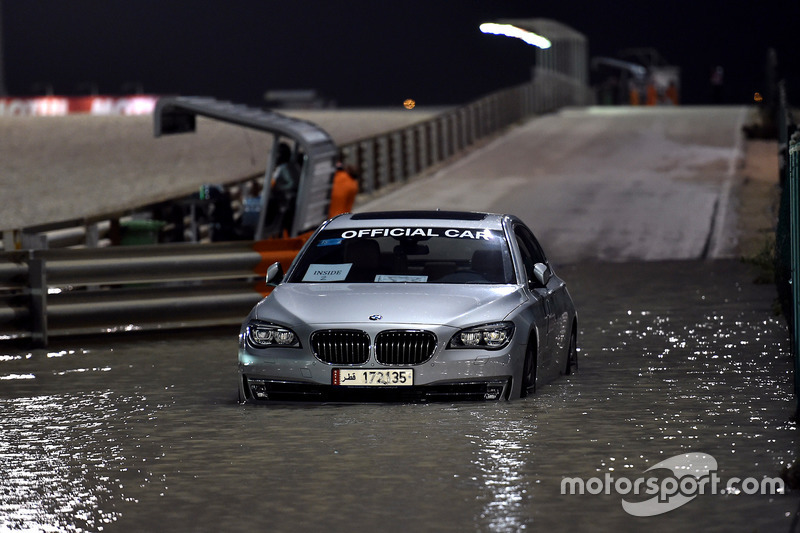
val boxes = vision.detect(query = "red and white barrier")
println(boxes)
[0,95,159,116]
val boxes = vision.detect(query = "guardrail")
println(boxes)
[0,239,304,346]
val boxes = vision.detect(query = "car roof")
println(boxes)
[326,210,510,230]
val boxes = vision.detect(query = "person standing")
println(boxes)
[328,160,359,217]
[267,142,301,236]
[271,142,300,197]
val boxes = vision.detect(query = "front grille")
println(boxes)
[375,330,437,365]
[311,330,370,364]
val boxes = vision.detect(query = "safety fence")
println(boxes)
[0,239,304,346]
[773,77,800,413]
[790,133,800,412]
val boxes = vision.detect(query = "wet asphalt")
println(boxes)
[0,258,796,532]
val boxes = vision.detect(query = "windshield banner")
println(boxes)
[339,228,494,240]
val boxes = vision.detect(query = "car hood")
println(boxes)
[254,283,527,327]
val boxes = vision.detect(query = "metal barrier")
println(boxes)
[0,239,305,346]
[775,75,799,415]
[777,80,794,334]
[791,133,800,412]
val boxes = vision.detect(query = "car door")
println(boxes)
[521,226,572,376]
[513,225,557,373]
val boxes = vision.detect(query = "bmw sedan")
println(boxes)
[238,210,577,402]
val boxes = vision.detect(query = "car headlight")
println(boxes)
[246,321,301,349]
[448,322,514,350]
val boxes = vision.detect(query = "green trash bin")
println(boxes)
[120,219,166,245]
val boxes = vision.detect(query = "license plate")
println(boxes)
[332,368,413,387]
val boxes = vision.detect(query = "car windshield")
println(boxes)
[287,226,515,284]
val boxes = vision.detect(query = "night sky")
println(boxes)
[3,0,799,108]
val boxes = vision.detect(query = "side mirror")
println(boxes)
[532,262,551,287]
[266,261,285,286]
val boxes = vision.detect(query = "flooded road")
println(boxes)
[1,259,796,532]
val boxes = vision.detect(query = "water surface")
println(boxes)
[0,260,796,532]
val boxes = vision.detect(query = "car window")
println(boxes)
[287,226,515,284]
[514,225,547,264]
[514,225,547,284]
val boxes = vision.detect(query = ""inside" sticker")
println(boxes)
[302,263,352,282]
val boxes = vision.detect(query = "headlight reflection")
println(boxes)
[470,414,533,531]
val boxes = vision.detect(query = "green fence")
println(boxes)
[791,133,800,409]
[773,79,800,414]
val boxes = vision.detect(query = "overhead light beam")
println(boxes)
[479,23,551,50]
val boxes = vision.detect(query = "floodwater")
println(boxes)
[1,259,798,532]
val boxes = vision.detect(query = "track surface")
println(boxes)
[359,106,747,262]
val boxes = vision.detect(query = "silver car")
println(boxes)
[238,211,577,402]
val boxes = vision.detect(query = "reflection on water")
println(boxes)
[469,414,532,532]
[0,391,144,531]
[0,260,798,532]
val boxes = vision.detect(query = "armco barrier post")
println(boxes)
[391,131,404,183]
[28,255,47,347]
[360,140,375,194]
[405,128,417,177]
[468,105,478,144]
[439,117,450,160]
[460,109,468,149]
[416,124,428,173]
[340,144,357,171]
[429,120,440,165]
[377,136,390,189]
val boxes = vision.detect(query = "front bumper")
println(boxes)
[240,375,512,402]
[238,323,524,402]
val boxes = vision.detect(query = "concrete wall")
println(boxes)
[0,109,439,230]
